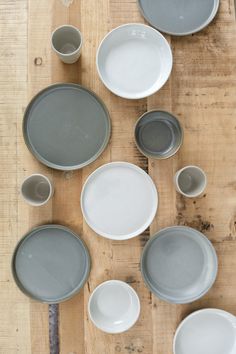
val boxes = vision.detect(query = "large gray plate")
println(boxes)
[138,0,219,36]
[12,225,91,303]
[141,226,218,304]
[23,83,111,170]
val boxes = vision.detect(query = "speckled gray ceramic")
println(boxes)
[138,0,219,36]
[12,225,91,303]
[141,226,218,304]
[23,83,111,170]
[134,110,183,159]
[51,25,82,64]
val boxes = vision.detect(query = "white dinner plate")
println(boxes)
[88,280,140,333]
[174,309,236,354]
[96,23,172,99]
[81,162,158,240]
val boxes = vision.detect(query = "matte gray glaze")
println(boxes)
[141,226,218,304]
[23,83,111,170]
[135,110,183,159]
[12,225,91,303]
[138,0,219,36]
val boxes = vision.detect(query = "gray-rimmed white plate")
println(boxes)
[141,226,218,304]
[138,0,219,36]
[23,83,111,170]
[12,225,91,303]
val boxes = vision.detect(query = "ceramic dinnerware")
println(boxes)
[23,83,111,170]
[174,165,207,198]
[138,0,220,36]
[96,23,172,99]
[81,162,158,240]
[134,110,183,159]
[173,309,236,354]
[21,174,54,206]
[51,25,83,64]
[141,226,218,304]
[88,280,140,333]
[12,225,91,303]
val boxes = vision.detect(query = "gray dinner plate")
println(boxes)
[141,226,218,304]
[134,110,183,159]
[12,225,91,303]
[138,0,219,36]
[23,83,111,170]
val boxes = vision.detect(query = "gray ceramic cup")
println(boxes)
[51,25,82,64]
[174,166,207,198]
[21,174,54,206]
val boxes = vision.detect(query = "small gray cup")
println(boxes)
[21,174,54,206]
[174,166,207,198]
[51,25,82,64]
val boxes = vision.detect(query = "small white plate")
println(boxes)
[96,23,172,99]
[174,309,236,354]
[81,162,158,240]
[88,280,140,333]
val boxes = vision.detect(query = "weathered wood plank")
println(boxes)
[1,0,236,353]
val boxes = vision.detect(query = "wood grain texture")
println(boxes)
[1,0,236,353]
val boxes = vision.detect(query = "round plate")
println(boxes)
[12,225,91,303]
[23,83,111,170]
[81,162,158,240]
[174,309,236,354]
[138,0,219,36]
[141,226,218,304]
[96,23,172,99]
[134,110,183,159]
[88,280,140,333]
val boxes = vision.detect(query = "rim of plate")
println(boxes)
[173,308,236,354]
[81,161,158,240]
[137,0,220,36]
[11,224,91,304]
[96,23,173,99]
[88,280,141,333]
[141,226,218,304]
[23,83,111,171]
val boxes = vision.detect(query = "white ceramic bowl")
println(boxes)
[174,309,236,354]
[88,280,140,333]
[96,23,172,99]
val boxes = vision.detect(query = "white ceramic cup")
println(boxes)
[51,25,82,64]
[88,280,140,333]
[174,165,207,198]
[21,174,54,206]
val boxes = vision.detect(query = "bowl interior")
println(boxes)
[135,111,183,158]
[174,310,236,354]
[89,281,140,333]
[97,24,172,99]
[141,227,217,303]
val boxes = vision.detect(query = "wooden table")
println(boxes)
[2,0,236,353]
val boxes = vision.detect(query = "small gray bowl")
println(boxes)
[134,110,183,159]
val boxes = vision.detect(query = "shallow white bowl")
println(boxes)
[174,309,236,354]
[88,280,140,333]
[96,23,172,99]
